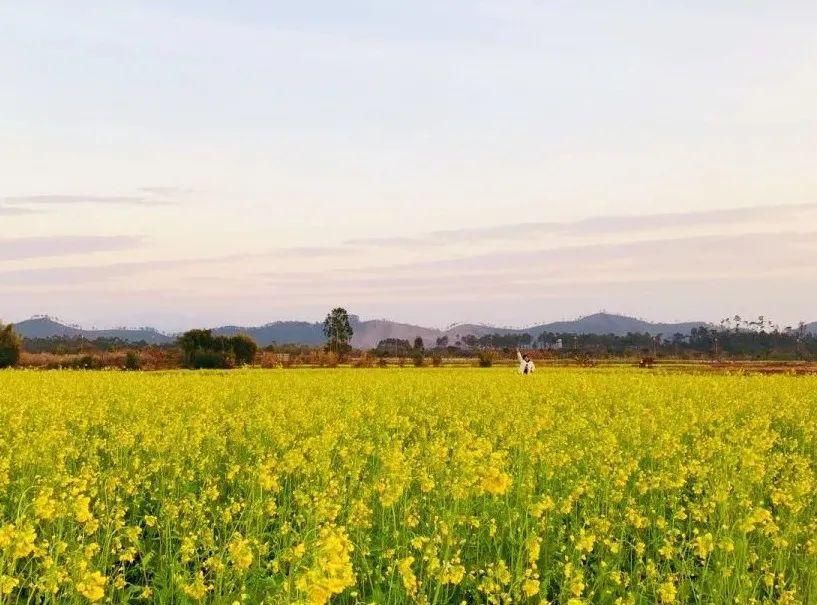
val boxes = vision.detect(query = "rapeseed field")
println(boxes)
[0,369,816,604]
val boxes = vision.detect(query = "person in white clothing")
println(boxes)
[517,349,535,375]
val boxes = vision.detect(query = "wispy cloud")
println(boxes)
[0,257,199,286]
[0,205,38,216]
[0,236,143,261]
[253,230,817,299]
[1,194,173,207]
[347,203,817,248]
[138,186,194,196]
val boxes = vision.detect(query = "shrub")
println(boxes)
[377,358,388,368]
[316,351,339,368]
[178,329,255,369]
[476,350,495,368]
[353,354,375,368]
[66,355,104,370]
[372,339,412,358]
[0,323,21,368]
[190,350,233,369]
[412,354,425,367]
[431,354,443,367]
[231,334,258,366]
[124,351,141,371]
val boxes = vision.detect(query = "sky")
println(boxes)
[1,1,816,331]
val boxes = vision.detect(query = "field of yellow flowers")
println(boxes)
[1,368,816,604]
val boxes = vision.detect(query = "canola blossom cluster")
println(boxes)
[0,369,816,604]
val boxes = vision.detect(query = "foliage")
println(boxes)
[21,336,158,354]
[476,350,495,367]
[373,339,412,357]
[230,334,258,366]
[0,323,22,368]
[535,322,817,360]
[124,351,141,371]
[177,330,259,369]
[0,370,816,603]
[323,308,354,357]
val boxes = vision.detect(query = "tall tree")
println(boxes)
[323,308,354,356]
[0,322,21,368]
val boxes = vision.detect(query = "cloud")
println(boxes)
[1,194,173,207]
[0,244,358,287]
[255,230,817,298]
[347,203,817,248]
[353,230,817,275]
[0,205,38,216]
[0,187,195,213]
[0,236,143,261]
[138,186,195,197]
[0,257,199,286]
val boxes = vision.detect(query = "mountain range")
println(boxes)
[7,312,730,349]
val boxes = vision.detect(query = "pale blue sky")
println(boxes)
[1,1,816,330]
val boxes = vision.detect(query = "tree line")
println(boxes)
[3,310,817,369]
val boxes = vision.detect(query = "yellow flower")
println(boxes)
[182,572,210,601]
[481,468,511,496]
[295,527,355,605]
[34,489,57,520]
[693,533,714,560]
[526,536,541,565]
[657,579,677,603]
[75,570,106,602]
[438,562,465,585]
[228,534,254,571]
[398,556,417,594]
[73,495,93,523]
[0,575,20,596]
[576,530,595,553]
[523,578,540,597]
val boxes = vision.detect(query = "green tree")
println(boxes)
[413,336,424,351]
[0,322,21,368]
[323,308,354,356]
[177,329,235,369]
[124,350,141,371]
[230,334,258,366]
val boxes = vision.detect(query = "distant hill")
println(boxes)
[13,316,172,345]
[213,317,442,348]
[9,312,713,349]
[353,313,708,348]
[213,321,325,346]
[528,313,708,337]
[351,318,443,349]
[807,322,817,335]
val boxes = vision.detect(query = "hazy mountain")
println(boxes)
[14,316,83,339]
[354,313,709,348]
[9,312,716,349]
[351,318,443,349]
[213,321,325,345]
[13,316,172,344]
[212,317,441,348]
[528,313,708,337]
[807,322,817,335]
